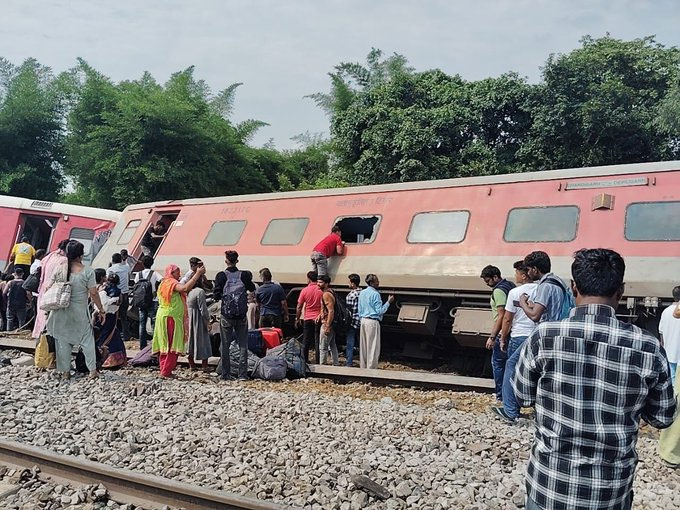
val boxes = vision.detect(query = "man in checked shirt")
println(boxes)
[512,248,676,510]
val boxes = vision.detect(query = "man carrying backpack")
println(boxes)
[518,251,570,323]
[132,255,162,349]
[492,251,572,423]
[4,267,31,331]
[213,250,255,380]
[317,275,339,366]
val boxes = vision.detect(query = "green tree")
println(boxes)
[523,35,680,169]
[0,58,67,200]
[321,60,536,184]
[64,63,271,209]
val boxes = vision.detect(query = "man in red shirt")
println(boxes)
[311,225,344,277]
[295,271,323,363]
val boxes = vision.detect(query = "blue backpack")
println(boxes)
[544,276,575,320]
[220,270,248,319]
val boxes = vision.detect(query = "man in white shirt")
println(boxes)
[108,253,131,341]
[30,249,45,275]
[133,255,162,349]
[492,260,539,422]
[179,257,202,285]
[659,286,680,384]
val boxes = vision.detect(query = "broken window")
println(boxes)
[334,216,381,244]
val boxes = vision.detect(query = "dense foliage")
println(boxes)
[0,35,679,208]
[317,39,680,184]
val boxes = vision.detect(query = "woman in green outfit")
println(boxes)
[152,263,204,378]
[46,240,105,379]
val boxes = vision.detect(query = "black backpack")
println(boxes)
[132,270,154,311]
[330,290,352,335]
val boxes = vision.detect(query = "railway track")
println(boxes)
[0,439,296,510]
[0,335,494,393]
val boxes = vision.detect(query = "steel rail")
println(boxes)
[0,336,493,393]
[307,364,494,392]
[0,439,297,510]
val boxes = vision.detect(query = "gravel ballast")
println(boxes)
[0,364,679,509]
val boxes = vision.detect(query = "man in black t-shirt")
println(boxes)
[213,250,255,380]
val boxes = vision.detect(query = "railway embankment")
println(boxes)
[1,364,679,509]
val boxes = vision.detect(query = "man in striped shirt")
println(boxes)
[512,248,676,510]
[344,273,362,366]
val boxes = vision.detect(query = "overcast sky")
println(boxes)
[3,1,680,148]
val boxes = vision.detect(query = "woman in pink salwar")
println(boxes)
[32,239,69,339]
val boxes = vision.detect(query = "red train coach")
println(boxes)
[93,160,680,360]
[0,195,120,269]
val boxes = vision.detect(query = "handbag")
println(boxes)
[22,267,41,293]
[40,281,72,311]
[34,334,55,369]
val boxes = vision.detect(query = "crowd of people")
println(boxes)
[482,248,680,509]
[5,230,680,509]
[2,225,396,380]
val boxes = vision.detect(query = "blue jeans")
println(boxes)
[670,362,677,387]
[345,327,358,366]
[502,336,529,418]
[491,337,508,400]
[220,316,248,379]
[138,302,157,350]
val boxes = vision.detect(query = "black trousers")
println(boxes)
[118,293,130,341]
[303,319,320,364]
[259,314,282,328]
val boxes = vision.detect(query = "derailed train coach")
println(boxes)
[93,160,680,363]
[0,195,120,268]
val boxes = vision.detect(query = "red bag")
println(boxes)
[259,328,283,352]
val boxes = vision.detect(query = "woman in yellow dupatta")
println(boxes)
[152,263,204,378]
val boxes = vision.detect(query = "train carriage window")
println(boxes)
[117,220,141,245]
[204,220,247,246]
[625,201,680,241]
[334,216,381,243]
[69,227,95,263]
[504,206,579,242]
[261,218,309,245]
[408,211,470,243]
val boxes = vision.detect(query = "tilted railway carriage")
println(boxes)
[93,161,680,363]
[0,196,120,268]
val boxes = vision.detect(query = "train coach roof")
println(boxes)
[0,195,120,221]
[126,159,680,211]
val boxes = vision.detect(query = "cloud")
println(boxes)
[1,0,679,148]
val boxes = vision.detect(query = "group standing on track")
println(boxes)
[6,224,396,378]
[4,227,680,510]
[483,248,680,510]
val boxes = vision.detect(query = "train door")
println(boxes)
[19,214,59,252]
[137,211,180,259]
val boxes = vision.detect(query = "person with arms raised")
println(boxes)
[153,263,205,378]
[310,225,344,277]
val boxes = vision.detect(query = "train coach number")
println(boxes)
[221,206,251,215]
[336,197,393,208]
